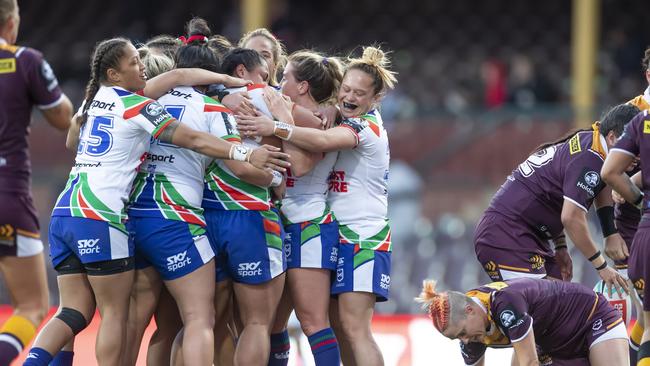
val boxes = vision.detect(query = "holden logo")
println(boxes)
[584,171,600,187]
[592,318,603,331]
[146,102,164,116]
[500,310,516,327]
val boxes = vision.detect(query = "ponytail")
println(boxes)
[81,38,130,126]
[416,280,451,332]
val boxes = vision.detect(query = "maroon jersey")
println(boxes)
[613,110,650,217]
[460,278,621,364]
[0,41,63,194]
[486,129,607,245]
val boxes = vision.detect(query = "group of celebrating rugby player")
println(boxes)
[0,0,397,364]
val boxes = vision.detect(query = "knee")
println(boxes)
[14,301,49,325]
[183,307,215,329]
[297,312,329,336]
[55,307,90,335]
[338,316,370,340]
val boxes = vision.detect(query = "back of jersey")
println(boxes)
[203,84,272,211]
[129,86,237,225]
[0,43,63,193]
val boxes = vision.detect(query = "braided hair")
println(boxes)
[81,38,130,125]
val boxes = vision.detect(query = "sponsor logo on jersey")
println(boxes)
[484,261,499,279]
[40,60,59,91]
[644,120,650,134]
[238,261,262,277]
[145,153,176,163]
[167,251,192,272]
[140,102,170,126]
[0,58,16,74]
[569,134,581,154]
[584,171,600,187]
[529,255,545,270]
[328,170,349,193]
[90,100,116,111]
[592,318,603,331]
[168,88,192,99]
[77,239,101,255]
[576,169,600,197]
[500,310,516,328]
[380,274,391,290]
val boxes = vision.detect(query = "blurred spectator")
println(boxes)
[481,59,507,109]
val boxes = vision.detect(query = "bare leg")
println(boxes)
[125,267,162,365]
[164,260,216,366]
[214,280,236,366]
[87,270,134,366]
[29,274,95,356]
[233,274,285,366]
[148,286,182,366]
[336,292,383,366]
[0,253,49,326]
[330,298,355,366]
[589,338,629,366]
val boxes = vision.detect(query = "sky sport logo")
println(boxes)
[167,251,191,272]
[238,261,262,277]
[77,239,100,255]
[380,274,391,290]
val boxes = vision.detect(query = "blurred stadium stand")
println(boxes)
[3,0,650,314]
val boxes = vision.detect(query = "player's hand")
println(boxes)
[604,233,629,262]
[554,247,573,281]
[316,105,339,130]
[598,266,629,297]
[249,145,290,172]
[219,75,252,87]
[235,114,276,137]
[611,189,626,205]
[263,86,294,123]
[222,92,258,117]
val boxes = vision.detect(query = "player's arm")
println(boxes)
[223,159,280,188]
[511,330,539,366]
[236,113,357,153]
[601,150,642,206]
[594,185,629,261]
[40,94,73,130]
[159,120,289,172]
[263,86,324,176]
[65,113,82,151]
[143,68,251,99]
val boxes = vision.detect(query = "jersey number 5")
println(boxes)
[77,116,114,156]
[518,146,557,177]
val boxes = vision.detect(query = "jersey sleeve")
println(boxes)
[460,341,487,365]
[23,49,63,109]
[124,100,176,138]
[562,151,606,212]
[612,112,644,157]
[207,111,241,143]
[492,291,533,343]
[337,117,365,147]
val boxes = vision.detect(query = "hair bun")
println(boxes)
[186,17,212,39]
[361,46,388,68]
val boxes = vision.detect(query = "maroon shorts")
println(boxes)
[474,212,560,281]
[0,192,42,257]
[628,220,650,310]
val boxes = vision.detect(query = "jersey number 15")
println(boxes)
[77,116,114,156]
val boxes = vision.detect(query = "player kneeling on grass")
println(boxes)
[417,278,629,366]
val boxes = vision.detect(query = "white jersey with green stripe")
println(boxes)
[128,87,239,226]
[281,151,338,224]
[328,109,392,251]
[202,84,272,211]
[52,86,176,228]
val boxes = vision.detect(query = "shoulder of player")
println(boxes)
[0,44,40,60]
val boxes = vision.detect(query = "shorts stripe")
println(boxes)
[498,264,530,272]
[353,247,374,269]
[195,236,214,264]
[15,229,39,239]
[353,260,374,292]
[16,235,43,257]
[108,226,129,260]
